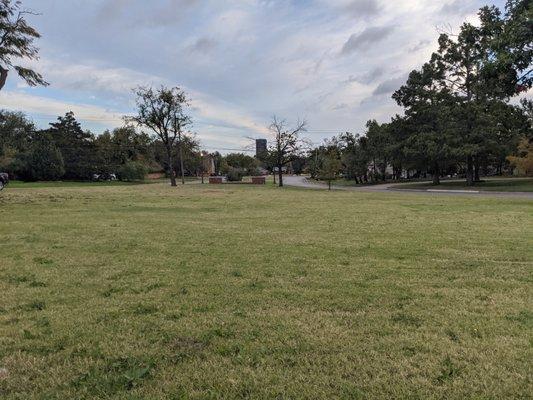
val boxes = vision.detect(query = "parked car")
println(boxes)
[92,173,117,181]
[0,172,9,191]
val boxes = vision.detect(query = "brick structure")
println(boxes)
[252,176,266,184]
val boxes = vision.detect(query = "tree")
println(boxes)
[393,62,459,185]
[477,1,532,98]
[507,137,533,176]
[434,23,491,185]
[334,133,371,184]
[365,120,393,182]
[0,109,33,150]
[518,98,532,140]
[0,0,48,90]
[267,116,307,187]
[129,86,191,187]
[432,1,532,185]
[117,161,148,181]
[16,138,64,181]
[223,153,259,176]
[506,99,533,176]
[94,125,152,176]
[0,110,33,173]
[318,150,342,190]
[44,112,95,180]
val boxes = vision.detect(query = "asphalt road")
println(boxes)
[283,175,533,199]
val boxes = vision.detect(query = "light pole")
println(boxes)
[201,153,205,184]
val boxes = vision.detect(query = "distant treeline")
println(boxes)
[0,110,272,182]
[0,111,211,182]
[307,99,531,185]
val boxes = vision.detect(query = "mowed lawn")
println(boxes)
[391,178,533,192]
[1,183,532,399]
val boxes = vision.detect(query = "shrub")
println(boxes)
[246,167,261,177]
[226,167,245,182]
[117,161,148,181]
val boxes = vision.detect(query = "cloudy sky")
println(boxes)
[0,0,506,152]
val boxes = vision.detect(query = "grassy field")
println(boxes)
[390,178,533,192]
[6,180,155,189]
[1,183,532,399]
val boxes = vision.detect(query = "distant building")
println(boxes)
[202,153,216,175]
[255,139,267,158]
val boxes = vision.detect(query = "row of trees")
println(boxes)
[0,106,279,184]
[308,97,530,186]
[308,0,532,186]
[0,108,211,182]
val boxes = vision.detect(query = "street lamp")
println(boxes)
[201,153,205,184]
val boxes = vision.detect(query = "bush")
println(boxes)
[226,167,245,182]
[117,161,148,181]
[246,167,261,177]
[16,142,65,181]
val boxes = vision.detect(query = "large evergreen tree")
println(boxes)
[393,62,459,184]
[44,112,95,180]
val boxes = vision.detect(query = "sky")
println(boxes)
[0,0,508,153]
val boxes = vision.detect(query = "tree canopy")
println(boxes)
[0,0,47,90]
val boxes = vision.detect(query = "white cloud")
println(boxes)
[8,0,496,146]
[0,91,124,127]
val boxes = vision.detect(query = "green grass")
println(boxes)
[1,183,532,399]
[391,178,533,192]
[7,180,158,189]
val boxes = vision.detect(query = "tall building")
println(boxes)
[255,139,267,158]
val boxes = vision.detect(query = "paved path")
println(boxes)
[283,175,533,199]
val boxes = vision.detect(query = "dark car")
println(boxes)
[0,172,9,191]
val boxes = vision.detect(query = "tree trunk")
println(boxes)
[178,134,185,185]
[466,155,474,186]
[432,162,440,185]
[278,164,283,187]
[328,180,331,190]
[167,147,177,187]
[474,159,480,182]
[0,66,8,91]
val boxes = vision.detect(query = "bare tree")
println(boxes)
[128,86,191,187]
[267,116,307,187]
[0,0,48,91]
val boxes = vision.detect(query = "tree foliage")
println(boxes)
[266,116,307,187]
[0,0,47,90]
[16,139,64,181]
[128,86,191,186]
